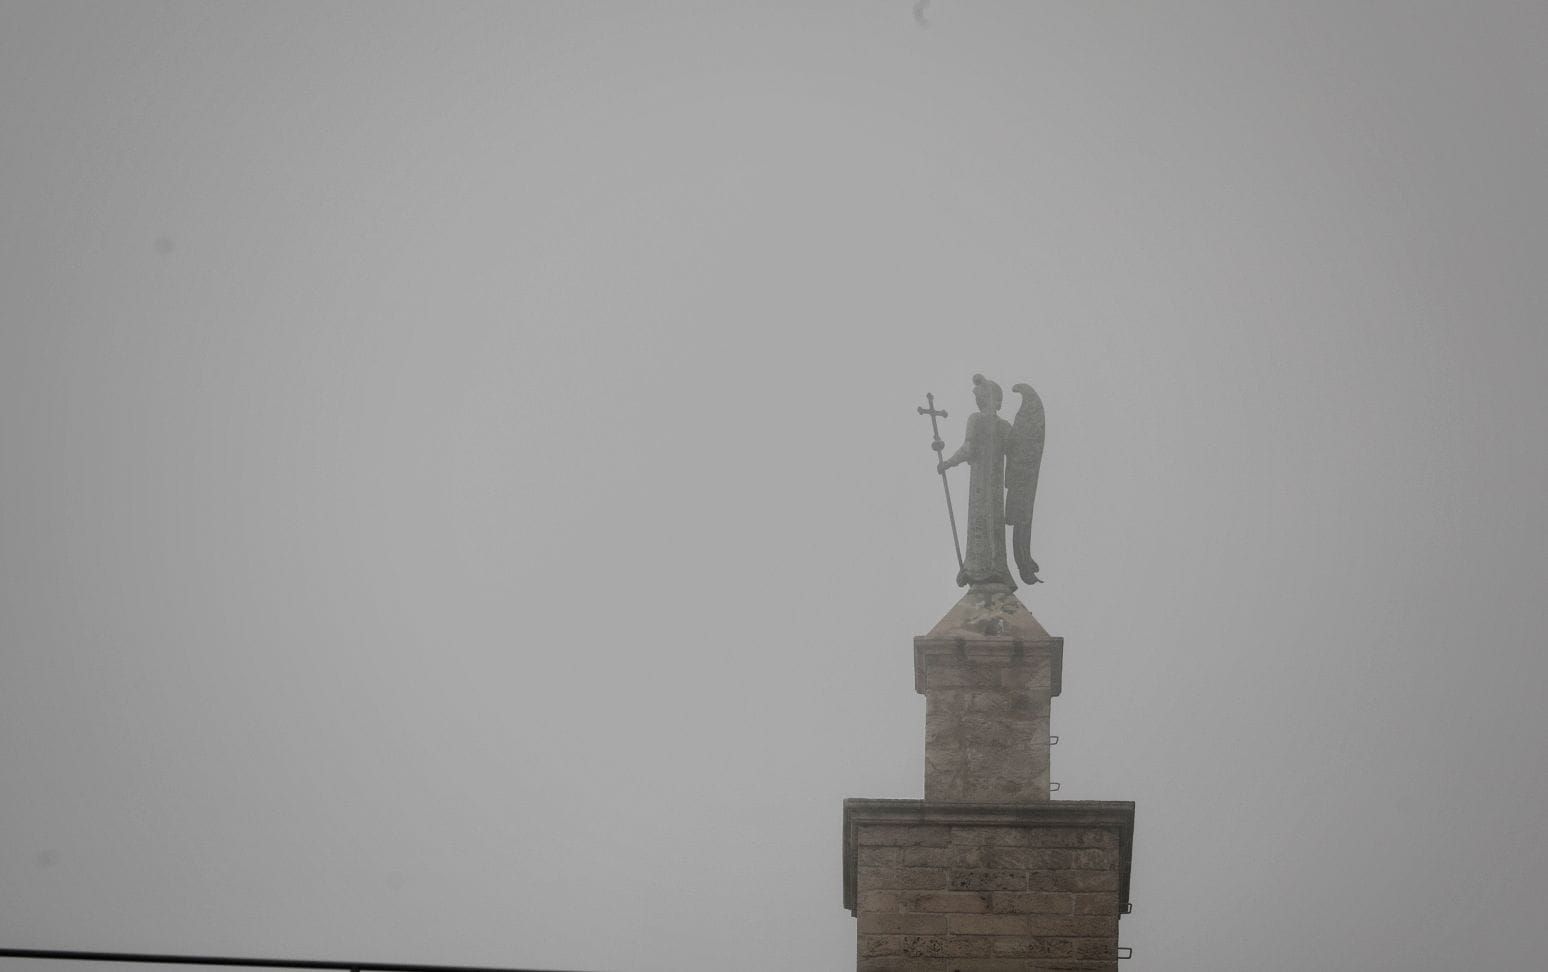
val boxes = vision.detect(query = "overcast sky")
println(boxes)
[3,3,1546,971]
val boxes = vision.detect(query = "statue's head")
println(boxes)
[972,373,1003,413]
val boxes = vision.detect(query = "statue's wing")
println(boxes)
[1004,384,1044,527]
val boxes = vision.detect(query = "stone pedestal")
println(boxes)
[915,589,1063,803]
[843,589,1135,971]
[843,800,1134,972]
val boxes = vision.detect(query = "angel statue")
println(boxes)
[928,374,1044,590]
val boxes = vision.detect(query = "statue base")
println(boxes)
[915,589,1062,803]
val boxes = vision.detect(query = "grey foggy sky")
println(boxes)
[2,2,1546,970]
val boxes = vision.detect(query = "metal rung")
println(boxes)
[1049,735,1059,745]
[1049,782,1060,792]
[1119,947,1133,960]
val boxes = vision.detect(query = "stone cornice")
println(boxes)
[913,635,1064,697]
[841,798,1135,914]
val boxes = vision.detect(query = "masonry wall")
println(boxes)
[844,591,1131,971]
[854,822,1123,972]
[918,642,1055,803]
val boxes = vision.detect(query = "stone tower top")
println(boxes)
[920,587,1054,642]
[914,589,1063,804]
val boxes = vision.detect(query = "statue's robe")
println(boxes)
[951,410,1015,589]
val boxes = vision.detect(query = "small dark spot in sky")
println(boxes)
[34,848,59,868]
[914,0,930,28]
[154,236,175,255]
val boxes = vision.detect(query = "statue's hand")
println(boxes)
[937,460,950,475]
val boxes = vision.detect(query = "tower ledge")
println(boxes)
[842,798,1136,915]
[915,589,1063,698]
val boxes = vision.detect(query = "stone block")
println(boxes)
[858,846,903,866]
[857,891,905,913]
[951,826,1030,846]
[900,935,995,958]
[1071,938,1120,960]
[858,959,1054,972]
[896,891,992,913]
[858,825,951,847]
[986,847,1078,870]
[857,914,948,935]
[1026,870,1120,893]
[948,869,1028,891]
[989,892,1075,915]
[858,867,950,891]
[946,914,1031,936]
[901,845,987,868]
[1021,829,1118,850]
[988,936,1077,958]
[1070,848,1118,869]
[859,936,902,958]
[1022,915,1119,938]
[1071,894,1119,915]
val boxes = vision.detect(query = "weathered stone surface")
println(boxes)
[857,891,908,914]
[859,866,951,891]
[947,914,1032,936]
[896,891,993,914]
[858,824,952,847]
[990,891,1074,914]
[859,960,1117,972]
[858,846,904,866]
[901,845,987,868]
[951,826,1032,846]
[858,959,1063,972]
[1071,938,1121,960]
[859,936,903,958]
[1022,915,1119,938]
[987,847,1080,870]
[1071,894,1120,915]
[948,869,1028,891]
[915,594,1062,803]
[1026,870,1120,893]
[901,935,995,958]
[1021,829,1118,850]
[989,936,1077,958]
[919,588,1055,644]
[858,913,949,935]
[844,801,1133,972]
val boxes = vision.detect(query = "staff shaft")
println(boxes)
[938,465,964,571]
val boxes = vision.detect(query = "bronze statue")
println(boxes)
[922,375,1045,590]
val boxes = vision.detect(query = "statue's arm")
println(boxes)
[941,441,970,470]
[939,414,980,471]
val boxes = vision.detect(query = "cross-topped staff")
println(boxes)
[918,392,964,572]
